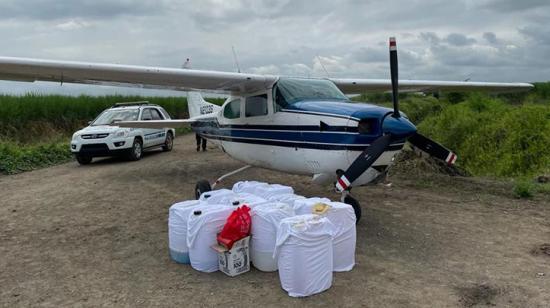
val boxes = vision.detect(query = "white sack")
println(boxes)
[266,193,306,207]
[218,192,267,209]
[250,203,295,271]
[168,200,201,254]
[253,184,294,199]
[199,189,235,204]
[293,199,356,272]
[274,214,334,297]
[187,205,234,272]
[232,181,268,194]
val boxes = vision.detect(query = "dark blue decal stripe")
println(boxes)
[203,132,404,151]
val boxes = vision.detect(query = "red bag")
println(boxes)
[217,205,251,249]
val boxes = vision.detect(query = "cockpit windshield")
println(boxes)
[274,78,348,108]
[91,108,139,126]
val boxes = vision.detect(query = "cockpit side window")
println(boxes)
[223,99,241,119]
[273,87,287,112]
[245,94,268,117]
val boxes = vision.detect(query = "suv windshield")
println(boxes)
[274,78,348,107]
[91,108,140,126]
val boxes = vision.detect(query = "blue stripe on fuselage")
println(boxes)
[191,120,406,151]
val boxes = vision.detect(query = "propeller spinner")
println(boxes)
[335,37,458,192]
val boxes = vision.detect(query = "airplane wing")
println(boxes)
[330,78,534,94]
[0,56,277,95]
[0,56,533,95]
[116,119,194,129]
[115,113,217,129]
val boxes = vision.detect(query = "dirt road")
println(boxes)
[1,134,549,307]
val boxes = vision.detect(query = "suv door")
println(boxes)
[140,108,165,147]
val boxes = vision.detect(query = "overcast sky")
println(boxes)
[0,0,548,96]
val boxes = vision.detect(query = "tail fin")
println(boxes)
[187,92,221,118]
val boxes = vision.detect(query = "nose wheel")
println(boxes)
[341,191,362,224]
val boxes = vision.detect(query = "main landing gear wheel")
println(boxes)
[343,195,362,224]
[195,180,212,200]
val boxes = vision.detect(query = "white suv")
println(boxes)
[70,102,175,165]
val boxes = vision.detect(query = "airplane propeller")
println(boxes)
[335,37,458,192]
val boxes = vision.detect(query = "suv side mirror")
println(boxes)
[87,121,92,125]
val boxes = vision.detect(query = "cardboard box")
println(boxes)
[211,236,250,277]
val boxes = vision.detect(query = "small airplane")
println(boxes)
[0,38,532,221]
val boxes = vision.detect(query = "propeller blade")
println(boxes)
[408,133,458,165]
[336,134,392,192]
[389,37,400,118]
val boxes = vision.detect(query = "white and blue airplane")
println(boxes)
[0,38,532,221]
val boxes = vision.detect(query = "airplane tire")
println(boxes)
[344,195,362,224]
[195,180,211,200]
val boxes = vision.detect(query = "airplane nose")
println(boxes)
[381,115,417,137]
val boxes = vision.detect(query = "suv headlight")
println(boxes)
[72,133,79,140]
[114,130,129,138]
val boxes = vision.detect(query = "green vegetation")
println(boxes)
[353,83,550,181]
[0,95,224,174]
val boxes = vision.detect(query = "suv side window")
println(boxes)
[223,99,241,119]
[141,109,153,120]
[245,94,268,117]
[151,108,163,120]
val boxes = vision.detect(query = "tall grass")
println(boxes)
[0,94,224,174]
[418,94,550,178]
[0,94,224,142]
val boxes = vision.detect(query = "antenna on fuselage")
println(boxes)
[316,54,330,78]
[231,46,242,73]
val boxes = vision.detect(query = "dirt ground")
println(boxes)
[1,134,549,307]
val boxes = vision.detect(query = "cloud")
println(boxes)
[445,33,477,46]
[0,0,547,97]
[0,0,168,20]
[481,0,550,12]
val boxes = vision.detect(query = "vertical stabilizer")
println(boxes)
[187,92,221,118]
[182,58,221,118]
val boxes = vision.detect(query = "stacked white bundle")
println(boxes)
[232,181,268,194]
[266,193,306,207]
[218,192,267,209]
[187,205,234,272]
[253,184,294,199]
[293,198,356,271]
[275,214,335,297]
[250,203,295,272]
[232,181,294,200]
[199,188,235,204]
[168,200,201,264]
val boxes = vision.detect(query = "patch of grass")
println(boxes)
[0,140,73,174]
[418,93,550,178]
[513,180,535,199]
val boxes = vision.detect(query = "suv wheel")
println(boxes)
[76,155,92,165]
[128,138,143,161]
[162,132,173,152]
